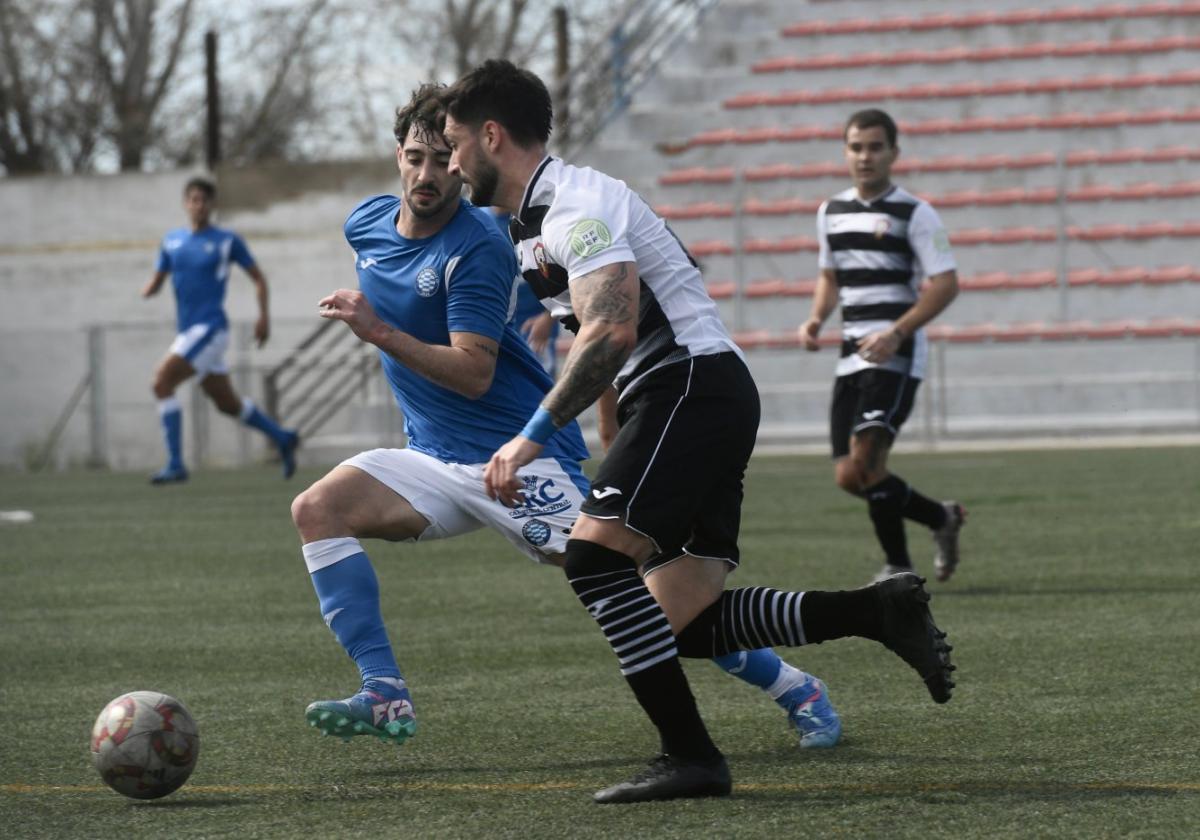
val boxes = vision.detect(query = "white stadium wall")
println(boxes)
[3,0,1200,471]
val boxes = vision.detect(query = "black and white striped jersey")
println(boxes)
[509,156,741,397]
[817,185,956,379]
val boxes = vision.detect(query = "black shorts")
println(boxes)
[830,368,920,458]
[583,352,760,574]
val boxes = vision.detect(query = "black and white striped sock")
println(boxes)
[563,539,719,762]
[675,585,885,658]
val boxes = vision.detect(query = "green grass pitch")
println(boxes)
[1,446,1198,838]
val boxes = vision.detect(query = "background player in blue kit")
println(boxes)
[142,177,298,484]
[291,85,838,750]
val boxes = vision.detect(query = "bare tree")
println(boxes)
[0,1,56,173]
[442,0,530,76]
[91,0,195,171]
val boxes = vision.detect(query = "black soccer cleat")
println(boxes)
[593,753,732,804]
[873,572,956,703]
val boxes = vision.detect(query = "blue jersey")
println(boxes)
[345,195,589,468]
[156,225,255,332]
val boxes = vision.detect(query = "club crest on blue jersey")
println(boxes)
[522,519,552,547]
[415,266,440,297]
[509,474,573,520]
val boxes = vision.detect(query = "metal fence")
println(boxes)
[5,319,1197,472]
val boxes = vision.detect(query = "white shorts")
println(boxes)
[341,448,587,563]
[169,323,229,376]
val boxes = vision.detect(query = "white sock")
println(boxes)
[369,676,406,691]
[766,662,806,701]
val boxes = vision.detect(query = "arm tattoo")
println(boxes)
[575,262,635,325]
[543,262,638,425]
[474,341,498,359]
[545,332,628,424]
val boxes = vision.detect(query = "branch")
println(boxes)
[147,0,194,114]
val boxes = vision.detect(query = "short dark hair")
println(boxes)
[393,82,448,146]
[844,109,898,147]
[184,177,216,199]
[442,58,552,147]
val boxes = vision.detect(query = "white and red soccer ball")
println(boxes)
[90,691,200,799]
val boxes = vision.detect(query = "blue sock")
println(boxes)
[713,648,784,690]
[240,397,290,448]
[158,397,184,470]
[303,538,401,682]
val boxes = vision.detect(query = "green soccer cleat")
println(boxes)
[304,682,416,745]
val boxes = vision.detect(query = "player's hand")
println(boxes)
[521,313,553,353]
[484,435,544,507]
[856,327,904,364]
[140,280,159,299]
[319,289,384,343]
[254,315,270,347]
[799,317,823,351]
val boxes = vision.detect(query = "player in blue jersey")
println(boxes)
[142,177,298,484]
[290,84,839,750]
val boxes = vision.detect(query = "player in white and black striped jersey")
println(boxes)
[444,66,956,804]
[802,109,967,585]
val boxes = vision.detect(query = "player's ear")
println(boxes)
[395,142,404,170]
[482,120,502,154]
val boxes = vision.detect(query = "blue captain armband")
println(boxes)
[520,407,558,445]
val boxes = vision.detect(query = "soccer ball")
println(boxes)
[90,691,200,799]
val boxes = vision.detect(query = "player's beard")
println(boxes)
[405,184,456,219]
[465,159,500,208]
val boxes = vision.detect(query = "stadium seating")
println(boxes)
[572,0,1200,442]
[780,3,1200,38]
[752,37,1200,74]
[683,108,1200,150]
[658,147,1200,188]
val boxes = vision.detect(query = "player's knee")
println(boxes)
[151,376,172,400]
[834,461,865,494]
[213,396,240,416]
[291,485,337,538]
[562,539,637,583]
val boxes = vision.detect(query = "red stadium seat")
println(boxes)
[656,202,733,220]
[658,167,735,186]
[744,198,820,215]
[1127,221,1176,239]
[1168,221,1200,238]
[1067,268,1104,286]
[679,112,1200,152]
[731,127,785,144]
[705,282,736,299]
[1141,146,1193,162]
[950,229,995,246]
[1146,266,1198,284]
[1072,223,1130,241]
[689,240,734,257]
[1160,180,1200,199]
[1100,267,1151,285]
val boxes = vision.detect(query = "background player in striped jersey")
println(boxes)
[801,109,966,584]
[443,63,955,804]
[142,177,298,484]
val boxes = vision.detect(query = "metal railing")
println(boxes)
[555,0,719,156]
[263,318,379,441]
